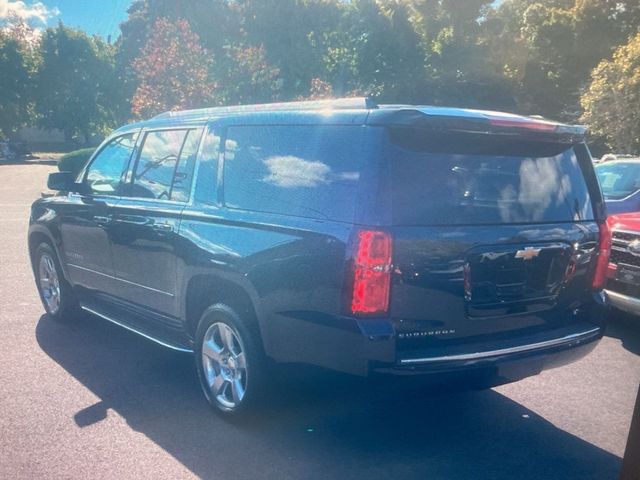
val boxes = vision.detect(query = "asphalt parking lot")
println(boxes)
[1,160,639,479]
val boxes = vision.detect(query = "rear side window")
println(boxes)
[388,129,595,225]
[223,126,363,222]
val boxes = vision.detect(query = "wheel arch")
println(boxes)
[28,227,71,283]
[183,273,265,347]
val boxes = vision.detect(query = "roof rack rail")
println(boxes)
[153,97,377,120]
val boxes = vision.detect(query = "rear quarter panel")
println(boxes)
[176,206,372,373]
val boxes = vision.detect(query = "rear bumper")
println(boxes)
[265,294,607,383]
[605,289,640,317]
[395,326,601,367]
[376,324,603,381]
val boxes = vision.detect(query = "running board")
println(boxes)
[81,306,194,353]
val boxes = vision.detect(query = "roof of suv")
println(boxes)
[115,97,587,141]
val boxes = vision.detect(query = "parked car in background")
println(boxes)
[595,158,640,214]
[606,213,640,317]
[0,140,32,162]
[29,98,609,416]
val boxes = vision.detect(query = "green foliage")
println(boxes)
[410,0,513,108]
[218,46,282,104]
[58,148,95,176]
[334,0,427,101]
[239,0,343,99]
[581,33,640,153]
[0,20,37,138]
[35,24,118,144]
[484,0,640,121]
[1,0,639,152]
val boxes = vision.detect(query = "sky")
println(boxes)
[0,0,131,40]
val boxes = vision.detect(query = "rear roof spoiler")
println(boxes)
[369,107,587,142]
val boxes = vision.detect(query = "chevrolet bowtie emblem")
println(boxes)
[515,247,542,260]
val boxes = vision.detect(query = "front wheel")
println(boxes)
[195,304,266,415]
[34,242,80,322]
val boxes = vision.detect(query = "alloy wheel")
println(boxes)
[38,253,61,315]
[201,322,248,409]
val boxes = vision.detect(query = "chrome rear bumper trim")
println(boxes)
[81,306,193,353]
[398,327,601,365]
[605,290,640,317]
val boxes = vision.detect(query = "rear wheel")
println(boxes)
[195,303,265,415]
[34,242,80,322]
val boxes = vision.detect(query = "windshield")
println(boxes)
[595,162,640,200]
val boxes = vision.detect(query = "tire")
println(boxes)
[195,303,266,416]
[33,242,80,322]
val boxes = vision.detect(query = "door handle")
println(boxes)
[112,215,150,226]
[93,215,112,226]
[152,222,173,234]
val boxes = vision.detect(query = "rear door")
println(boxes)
[107,127,203,328]
[381,128,602,355]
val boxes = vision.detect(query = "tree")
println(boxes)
[0,34,32,138]
[131,18,216,119]
[35,23,119,143]
[410,0,514,109]
[322,0,426,101]
[218,45,281,104]
[239,0,343,99]
[0,17,38,138]
[581,33,640,153]
[483,0,640,120]
[116,0,241,120]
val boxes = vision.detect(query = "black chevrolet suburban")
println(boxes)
[29,98,609,414]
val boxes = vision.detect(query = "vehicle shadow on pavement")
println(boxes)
[36,313,622,480]
[606,311,640,356]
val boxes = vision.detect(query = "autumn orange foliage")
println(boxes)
[131,18,216,119]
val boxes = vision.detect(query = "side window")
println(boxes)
[85,132,138,195]
[171,129,201,202]
[223,126,363,221]
[194,128,220,205]
[129,129,187,200]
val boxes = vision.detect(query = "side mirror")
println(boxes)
[47,172,80,192]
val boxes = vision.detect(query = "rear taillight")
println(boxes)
[592,220,612,290]
[350,230,392,316]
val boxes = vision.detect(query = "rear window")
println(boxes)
[595,162,640,200]
[223,125,363,222]
[388,129,595,225]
